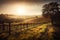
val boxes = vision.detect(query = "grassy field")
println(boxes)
[0,15,54,40]
[4,22,55,40]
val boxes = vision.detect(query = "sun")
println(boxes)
[15,6,27,15]
[16,7,26,13]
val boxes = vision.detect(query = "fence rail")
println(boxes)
[0,23,41,38]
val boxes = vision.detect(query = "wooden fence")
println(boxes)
[0,23,41,37]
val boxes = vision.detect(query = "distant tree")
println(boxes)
[0,14,6,23]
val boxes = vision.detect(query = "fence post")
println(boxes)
[2,22,5,30]
[9,22,11,35]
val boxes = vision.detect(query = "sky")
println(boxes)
[0,0,60,16]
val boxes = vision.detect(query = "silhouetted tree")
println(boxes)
[42,2,60,26]
[42,2,60,40]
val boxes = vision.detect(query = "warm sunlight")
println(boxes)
[15,6,27,15]
[1,2,42,16]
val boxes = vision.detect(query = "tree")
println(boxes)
[42,2,60,26]
[42,2,60,40]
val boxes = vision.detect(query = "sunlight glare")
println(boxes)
[15,6,27,15]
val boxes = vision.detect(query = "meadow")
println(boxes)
[0,15,54,40]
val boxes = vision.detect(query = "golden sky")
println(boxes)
[0,0,60,16]
[1,2,43,16]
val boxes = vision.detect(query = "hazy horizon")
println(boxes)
[0,0,60,16]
